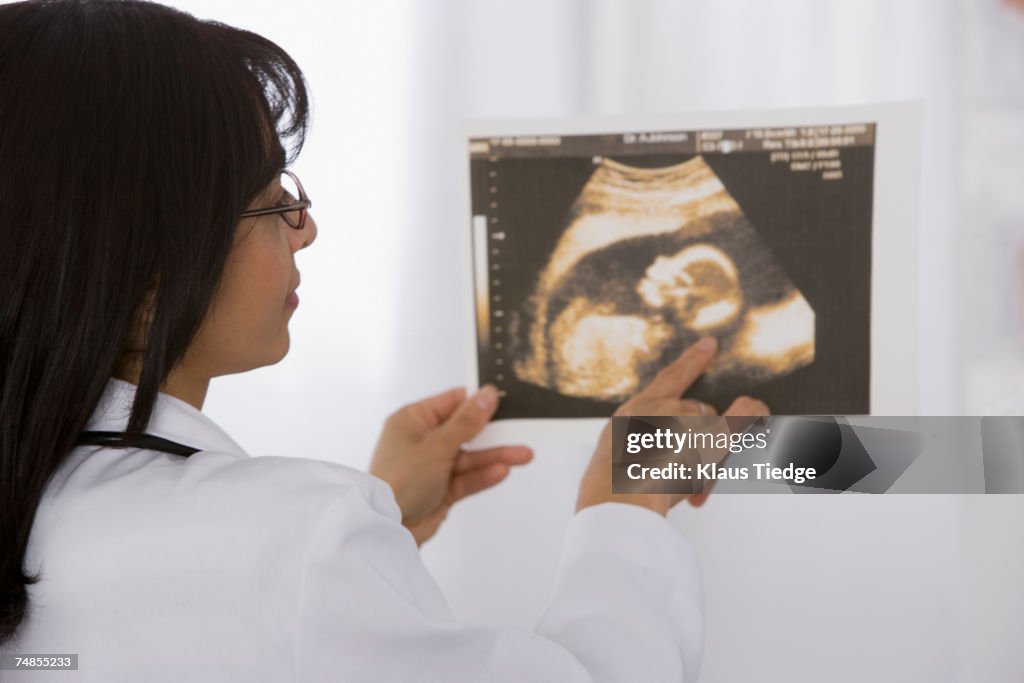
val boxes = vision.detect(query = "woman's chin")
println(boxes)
[270,330,291,364]
[251,330,291,370]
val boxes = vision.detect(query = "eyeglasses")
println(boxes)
[238,169,312,230]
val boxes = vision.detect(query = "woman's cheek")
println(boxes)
[245,234,292,302]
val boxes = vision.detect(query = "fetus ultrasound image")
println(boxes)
[469,125,875,418]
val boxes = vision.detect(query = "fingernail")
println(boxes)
[696,336,717,352]
[744,398,769,416]
[474,385,498,411]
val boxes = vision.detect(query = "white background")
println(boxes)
[68,0,1024,679]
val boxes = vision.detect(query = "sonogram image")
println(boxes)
[470,125,874,418]
[512,157,815,402]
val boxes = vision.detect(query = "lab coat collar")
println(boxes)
[85,378,249,457]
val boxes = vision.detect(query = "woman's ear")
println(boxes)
[113,284,158,383]
[122,285,158,353]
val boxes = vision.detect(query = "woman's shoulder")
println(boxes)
[29,450,403,597]
[189,451,385,497]
[50,447,401,529]
[182,451,401,522]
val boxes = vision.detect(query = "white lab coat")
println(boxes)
[3,378,703,681]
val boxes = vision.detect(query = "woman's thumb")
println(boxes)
[433,385,499,449]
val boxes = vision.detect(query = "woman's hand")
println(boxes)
[369,386,533,546]
[576,337,770,516]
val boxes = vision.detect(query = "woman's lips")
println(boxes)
[286,273,301,309]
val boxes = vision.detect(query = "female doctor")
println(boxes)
[0,1,768,680]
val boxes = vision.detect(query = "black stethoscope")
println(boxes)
[77,431,199,456]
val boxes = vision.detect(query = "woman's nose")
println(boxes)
[295,212,318,251]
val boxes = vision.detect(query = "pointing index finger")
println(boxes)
[641,336,718,399]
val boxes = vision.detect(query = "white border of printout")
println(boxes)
[459,103,922,447]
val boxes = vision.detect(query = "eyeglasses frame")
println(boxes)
[238,169,311,230]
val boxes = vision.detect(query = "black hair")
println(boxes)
[0,0,309,643]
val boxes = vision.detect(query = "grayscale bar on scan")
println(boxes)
[473,215,490,349]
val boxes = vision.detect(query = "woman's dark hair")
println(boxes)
[0,0,309,643]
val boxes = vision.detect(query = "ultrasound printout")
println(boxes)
[469,123,875,419]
